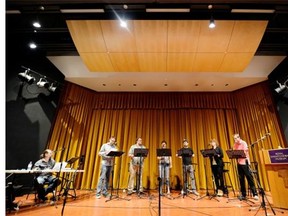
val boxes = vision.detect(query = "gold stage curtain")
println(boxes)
[47,82,286,192]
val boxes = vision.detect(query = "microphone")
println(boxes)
[266,132,271,136]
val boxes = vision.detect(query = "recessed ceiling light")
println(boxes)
[133,84,137,86]
[102,84,106,86]
[225,84,229,86]
[195,84,199,86]
[164,84,168,86]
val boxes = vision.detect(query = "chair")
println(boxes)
[26,176,58,202]
[223,162,236,197]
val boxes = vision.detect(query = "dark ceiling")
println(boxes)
[6,0,288,57]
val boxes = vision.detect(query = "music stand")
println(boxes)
[67,157,80,165]
[197,149,219,202]
[105,150,130,202]
[175,148,196,199]
[225,150,254,205]
[156,149,173,200]
[133,148,149,198]
[58,156,80,198]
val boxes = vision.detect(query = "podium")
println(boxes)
[260,148,288,209]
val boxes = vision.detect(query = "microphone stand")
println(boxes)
[61,159,82,216]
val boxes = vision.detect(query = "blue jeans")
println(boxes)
[96,165,112,195]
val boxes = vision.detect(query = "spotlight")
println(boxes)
[37,77,49,88]
[48,83,57,92]
[120,19,127,28]
[33,21,41,28]
[275,80,287,93]
[209,16,216,28]
[18,69,36,84]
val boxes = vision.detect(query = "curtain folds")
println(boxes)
[47,81,286,192]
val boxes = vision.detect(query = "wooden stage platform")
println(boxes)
[6,189,288,216]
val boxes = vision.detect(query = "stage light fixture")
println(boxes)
[209,16,216,28]
[18,69,36,84]
[120,19,127,28]
[33,21,41,28]
[275,80,287,93]
[48,83,57,92]
[37,77,49,88]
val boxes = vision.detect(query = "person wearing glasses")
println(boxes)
[233,133,258,200]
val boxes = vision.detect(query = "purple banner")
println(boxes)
[268,149,288,164]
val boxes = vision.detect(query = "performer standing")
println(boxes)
[176,139,199,196]
[33,149,60,201]
[96,136,118,199]
[127,137,146,195]
[208,139,226,196]
[157,140,172,195]
[233,133,258,200]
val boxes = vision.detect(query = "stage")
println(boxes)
[6,189,287,216]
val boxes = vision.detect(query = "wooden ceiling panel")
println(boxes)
[197,21,234,52]
[167,53,196,72]
[134,20,168,52]
[67,20,107,53]
[227,21,268,52]
[219,52,255,72]
[193,53,224,72]
[80,53,114,72]
[101,20,137,52]
[168,20,200,52]
[67,20,267,73]
[137,53,167,72]
[109,53,140,72]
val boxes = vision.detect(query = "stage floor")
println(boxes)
[6,189,288,216]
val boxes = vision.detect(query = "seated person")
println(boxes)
[33,149,60,201]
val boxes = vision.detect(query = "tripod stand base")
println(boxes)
[105,194,131,202]
[197,193,220,202]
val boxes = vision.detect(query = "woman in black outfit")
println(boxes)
[209,139,226,196]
